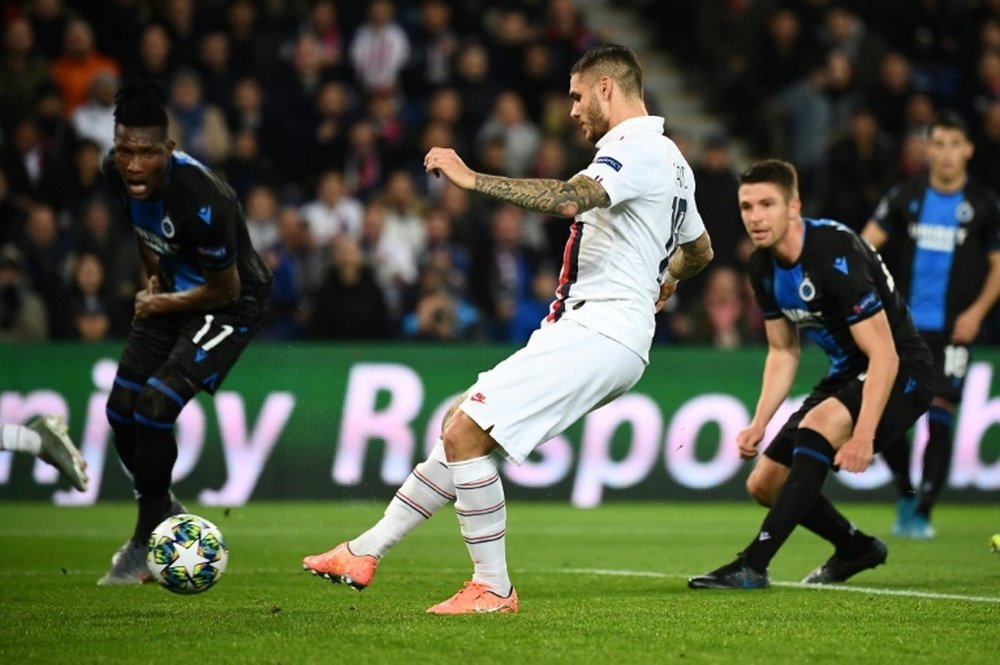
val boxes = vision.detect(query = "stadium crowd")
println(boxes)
[2,0,1000,346]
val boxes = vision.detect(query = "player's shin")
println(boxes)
[130,375,194,542]
[918,406,955,517]
[449,454,511,596]
[742,428,835,573]
[350,439,456,557]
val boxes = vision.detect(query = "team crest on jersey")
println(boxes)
[956,201,974,223]
[798,276,816,302]
[161,215,176,238]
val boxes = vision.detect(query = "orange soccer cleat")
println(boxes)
[302,542,377,590]
[426,581,519,615]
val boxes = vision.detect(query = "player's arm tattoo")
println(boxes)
[667,231,714,280]
[473,173,610,217]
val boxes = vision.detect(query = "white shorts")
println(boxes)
[459,320,646,464]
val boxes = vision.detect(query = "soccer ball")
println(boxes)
[147,513,228,594]
[991,534,1000,555]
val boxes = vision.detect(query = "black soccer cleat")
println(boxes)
[802,537,888,584]
[688,557,770,590]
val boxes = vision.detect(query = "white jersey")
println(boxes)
[543,115,705,363]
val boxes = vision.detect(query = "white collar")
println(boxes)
[595,115,665,149]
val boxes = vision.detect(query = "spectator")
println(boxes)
[402,0,459,95]
[0,170,26,248]
[679,265,754,349]
[225,0,279,81]
[63,140,105,219]
[167,69,232,167]
[27,0,73,61]
[300,170,365,249]
[452,42,499,137]
[0,115,65,208]
[70,71,118,156]
[0,17,51,129]
[419,207,471,294]
[130,22,173,89]
[972,102,1000,188]
[67,253,118,341]
[403,261,479,342]
[306,81,351,176]
[343,119,385,201]
[470,204,537,340]
[293,0,347,76]
[17,204,70,338]
[260,206,322,341]
[307,235,391,340]
[508,265,557,343]
[49,18,120,116]
[349,0,411,93]
[160,0,198,70]
[476,90,541,177]
[864,52,915,140]
[359,199,417,321]
[0,243,48,342]
[823,108,898,232]
[196,30,236,112]
[224,129,272,204]
[243,185,280,255]
[270,33,330,187]
[379,170,427,265]
[692,133,745,271]
[71,197,137,315]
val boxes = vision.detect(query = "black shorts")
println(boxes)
[921,331,970,404]
[764,362,933,468]
[117,298,266,394]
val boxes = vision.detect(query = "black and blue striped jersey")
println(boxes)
[103,150,272,302]
[871,177,1000,333]
[748,218,929,379]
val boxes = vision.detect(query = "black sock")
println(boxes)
[131,424,179,542]
[742,428,833,573]
[133,492,172,543]
[880,436,915,497]
[110,423,138,476]
[917,407,954,518]
[799,493,873,558]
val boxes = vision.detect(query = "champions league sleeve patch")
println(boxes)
[848,290,882,321]
[197,245,229,259]
[594,156,623,171]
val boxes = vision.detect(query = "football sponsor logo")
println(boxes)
[470,392,487,404]
[161,215,176,238]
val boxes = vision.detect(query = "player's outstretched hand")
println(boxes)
[424,147,475,190]
[833,436,873,473]
[736,422,766,460]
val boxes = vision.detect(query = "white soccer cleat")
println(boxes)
[98,539,152,586]
[27,415,88,492]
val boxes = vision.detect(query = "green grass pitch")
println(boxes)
[1,501,997,664]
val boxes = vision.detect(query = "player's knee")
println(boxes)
[441,410,493,462]
[132,375,195,431]
[106,378,141,430]
[441,391,470,434]
[746,472,777,506]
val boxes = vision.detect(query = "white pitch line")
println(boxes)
[5,565,1000,605]
[557,567,1000,604]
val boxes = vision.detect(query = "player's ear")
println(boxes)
[599,76,612,100]
[166,139,176,153]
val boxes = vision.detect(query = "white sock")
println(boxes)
[0,424,42,455]
[449,454,511,596]
[350,439,455,558]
